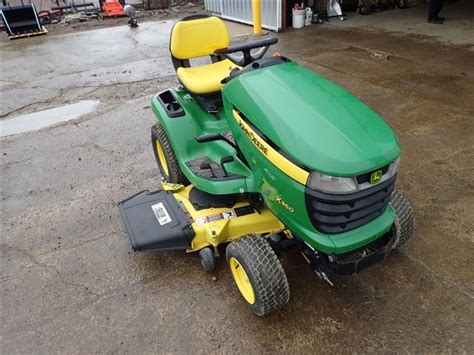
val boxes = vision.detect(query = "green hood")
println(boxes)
[223,61,400,176]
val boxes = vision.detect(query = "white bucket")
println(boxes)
[292,9,305,29]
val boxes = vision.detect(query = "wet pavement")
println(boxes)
[1,19,474,353]
[1,100,101,137]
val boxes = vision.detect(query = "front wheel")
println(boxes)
[226,235,290,316]
[391,189,415,248]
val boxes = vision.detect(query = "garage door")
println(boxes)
[204,0,282,32]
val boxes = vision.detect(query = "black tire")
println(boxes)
[199,247,215,272]
[391,189,415,248]
[151,124,189,185]
[359,5,370,15]
[226,235,290,316]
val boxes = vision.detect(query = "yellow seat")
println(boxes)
[170,16,240,95]
[176,59,239,94]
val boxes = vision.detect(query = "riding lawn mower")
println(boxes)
[118,15,415,316]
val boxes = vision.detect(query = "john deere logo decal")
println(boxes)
[370,170,383,184]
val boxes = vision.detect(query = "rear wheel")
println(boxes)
[226,235,290,316]
[391,189,415,248]
[151,124,189,185]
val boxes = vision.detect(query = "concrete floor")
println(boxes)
[329,0,474,47]
[1,18,474,353]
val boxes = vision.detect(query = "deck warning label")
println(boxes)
[195,210,235,226]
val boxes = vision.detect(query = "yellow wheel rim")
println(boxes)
[229,257,255,305]
[155,139,169,177]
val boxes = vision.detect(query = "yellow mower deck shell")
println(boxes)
[162,183,285,252]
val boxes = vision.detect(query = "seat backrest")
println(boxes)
[170,15,230,60]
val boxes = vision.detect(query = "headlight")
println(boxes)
[308,157,401,194]
[390,157,401,175]
[307,172,358,194]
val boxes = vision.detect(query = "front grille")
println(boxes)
[305,175,396,234]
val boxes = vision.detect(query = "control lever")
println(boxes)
[195,133,236,150]
[195,133,246,165]
[195,133,220,143]
[220,156,234,177]
[199,161,216,178]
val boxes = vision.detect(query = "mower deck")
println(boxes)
[119,183,285,253]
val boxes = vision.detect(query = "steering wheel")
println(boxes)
[214,37,278,67]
